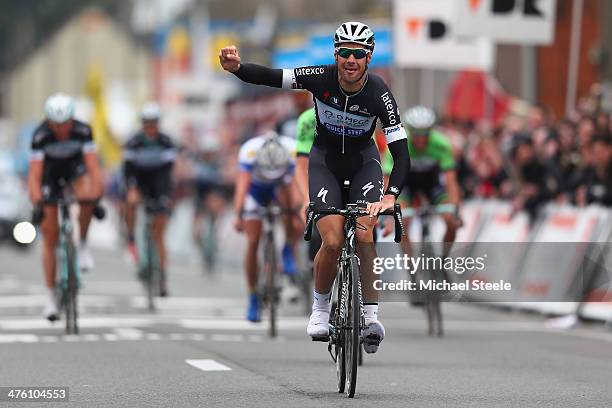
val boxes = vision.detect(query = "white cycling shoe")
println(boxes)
[361,318,385,354]
[78,242,94,271]
[43,298,59,322]
[307,309,330,338]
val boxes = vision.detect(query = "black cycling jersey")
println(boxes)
[123,132,177,211]
[233,63,410,197]
[31,120,96,164]
[31,120,96,202]
[123,132,176,176]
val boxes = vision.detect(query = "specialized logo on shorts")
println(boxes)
[362,182,375,197]
[317,187,328,204]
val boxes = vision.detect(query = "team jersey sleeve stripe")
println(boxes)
[82,142,97,153]
[383,124,407,144]
[30,150,44,161]
[281,69,296,89]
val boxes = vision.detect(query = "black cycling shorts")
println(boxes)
[127,169,172,214]
[401,169,447,205]
[41,160,86,204]
[308,141,384,215]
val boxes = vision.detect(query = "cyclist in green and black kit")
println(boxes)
[382,106,461,256]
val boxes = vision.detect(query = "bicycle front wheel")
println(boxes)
[64,239,78,334]
[344,256,361,398]
[264,236,277,338]
[333,278,346,394]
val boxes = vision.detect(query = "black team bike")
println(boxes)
[304,195,402,398]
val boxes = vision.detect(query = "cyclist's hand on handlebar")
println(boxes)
[219,46,241,73]
[366,195,395,217]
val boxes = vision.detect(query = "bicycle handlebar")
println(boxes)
[304,203,403,243]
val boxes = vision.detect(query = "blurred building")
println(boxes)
[4,7,153,125]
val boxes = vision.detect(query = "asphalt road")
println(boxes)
[1,236,611,407]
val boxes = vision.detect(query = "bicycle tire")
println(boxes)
[334,276,346,394]
[345,255,360,398]
[265,235,277,338]
[145,224,156,312]
[65,239,78,334]
[201,215,218,274]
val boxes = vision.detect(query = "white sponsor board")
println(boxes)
[393,0,495,71]
[454,0,557,45]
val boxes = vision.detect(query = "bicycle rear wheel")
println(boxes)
[145,228,156,312]
[344,256,360,398]
[264,236,277,338]
[201,215,218,274]
[64,240,78,334]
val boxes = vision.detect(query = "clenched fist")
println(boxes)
[219,46,241,73]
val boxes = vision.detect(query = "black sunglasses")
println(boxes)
[336,47,371,59]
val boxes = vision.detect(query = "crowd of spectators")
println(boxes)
[442,83,612,220]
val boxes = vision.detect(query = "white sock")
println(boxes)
[46,288,56,304]
[364,304,378,321]
[312,290,331,312]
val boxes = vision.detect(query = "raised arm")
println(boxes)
[219,45,283,88]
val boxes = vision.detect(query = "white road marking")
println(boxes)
[40,335,59,343]
[185,359,232,372]
[113,328,144,340]
[0,317,154,331]
[188,333,206,341]
[169,333,186,341]
[210,334,244,342]
[82,334,101,342]
[145,333,162,341]
[103,333,119,341]
[62,335,80,342]
[0,334,39,343]
[179,318,307,331]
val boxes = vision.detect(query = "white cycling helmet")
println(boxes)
[254,132,292,181]
[403,106,436,132]
[141,101,161,122]
[334,21,375,50]
[44,93,75,123]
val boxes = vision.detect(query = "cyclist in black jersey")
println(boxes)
[220,21,410,353]
[28,93,104,321]
[123,102,177,297]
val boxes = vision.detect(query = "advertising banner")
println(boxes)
[454,0,557,45]
[393,0,494,71]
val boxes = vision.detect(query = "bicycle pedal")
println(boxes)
[311,336,330,342]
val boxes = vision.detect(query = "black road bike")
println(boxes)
[304,200,402,398]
